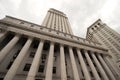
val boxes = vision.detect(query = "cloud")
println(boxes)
[0,0,120,38]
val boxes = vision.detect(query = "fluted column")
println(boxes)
[58,15,62,32]
[60,44,67,80]
[77,49,91,80]
[84,50,101,80]
[47,13,53,28]
[63,18,69,34]
[97,54,116,80]
[69,47,80,80]
[0,34,20,64]
[45,42,54,80]
[26,40,44,80]
[61,17,65,33]
[51,13,55,29]
[4,37,33,80]
[56,15,59,30]
[91,53,109,80]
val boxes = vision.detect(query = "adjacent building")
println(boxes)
[0,8,120,80]
[86,19,120,68]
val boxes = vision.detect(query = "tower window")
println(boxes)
[23,64,31,71]
[98,23,100,25]
[53,67,56,74]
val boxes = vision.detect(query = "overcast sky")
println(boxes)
[0,0,120,38]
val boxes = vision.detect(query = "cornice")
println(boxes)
[0,16,109,55]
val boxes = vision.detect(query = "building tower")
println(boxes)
[86,19,120,68]
[42,8,73,34]
[0,9,120,80]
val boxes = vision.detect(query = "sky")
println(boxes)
[0,0,120,38]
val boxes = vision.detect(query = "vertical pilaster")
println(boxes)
[47,13,53,28]
[56,15,59,31]
[61,17,66,33]
[51,13,55,29]
[58,15,62,32]
[63,17,69,34]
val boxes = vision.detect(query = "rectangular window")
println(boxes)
[23,64,31,71]
[29,52,35,58]
[41,60,45,63]
[54,56,57,62]
[42,54,46,59]
[33,43,38,49]
[38,65,44,72]
[53,67,56,74]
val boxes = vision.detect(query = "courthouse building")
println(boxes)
[0,8,120,80]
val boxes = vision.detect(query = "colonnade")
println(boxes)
[0,32,116,80]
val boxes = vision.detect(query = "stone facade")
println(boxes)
[0,9,120,80]
[86,19,120,69]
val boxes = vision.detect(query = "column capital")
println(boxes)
[83,49,88,52]
[28,37,34,40]
[69,46,73,49]
[60,44,64,46]
[15,33,21,37]
[76,47,80,50]
[40,39,44,42]
[50,41,55,45]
